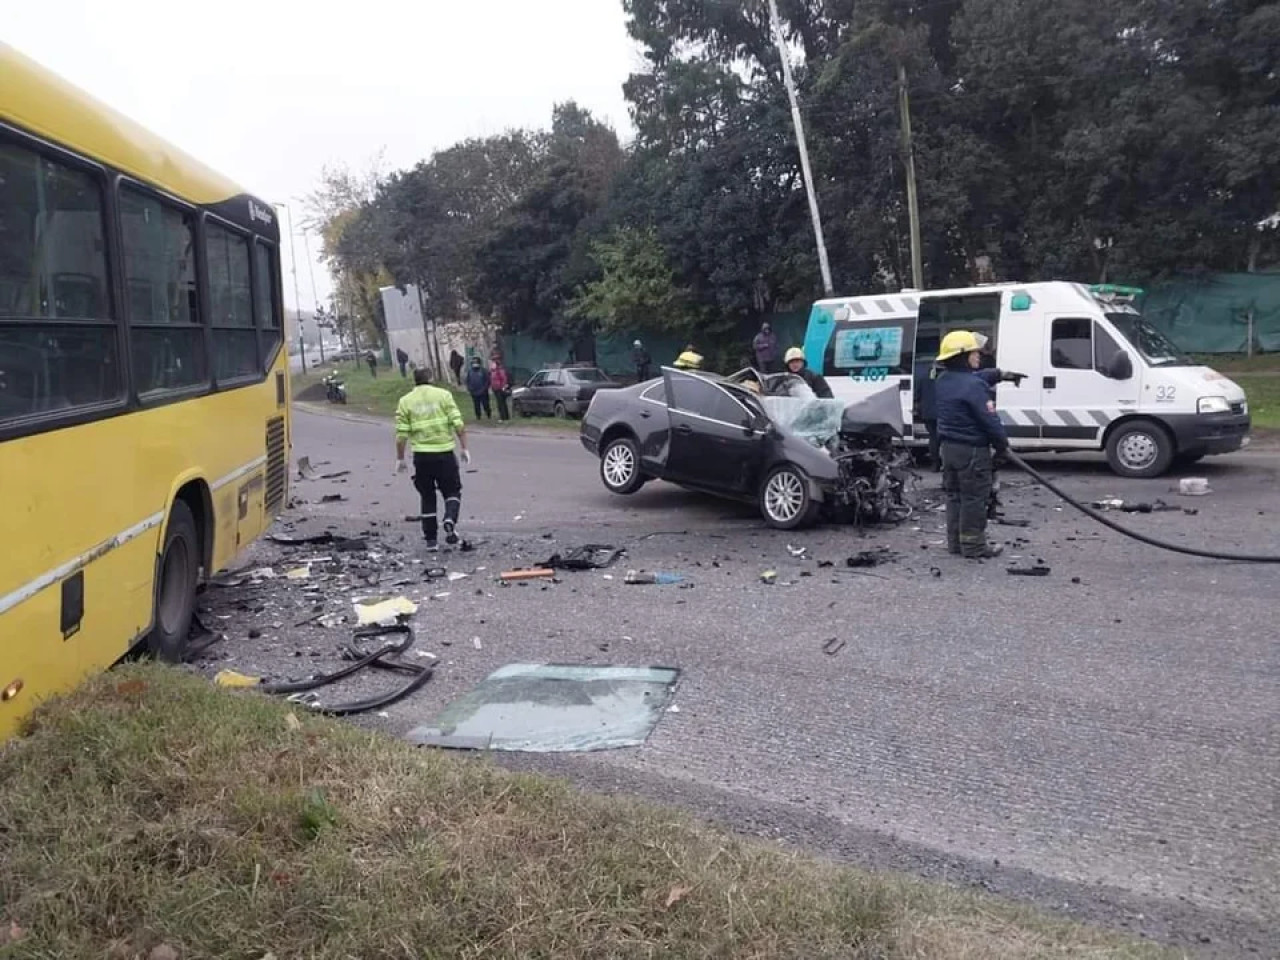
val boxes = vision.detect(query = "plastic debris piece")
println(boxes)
[472,637,483,650]
[353,596,419,626]
[297,456,319,480]
[248,567,277,580]
[500,568,556,582]
[320,494,346,503]
[760,570,778,584]
[447,572,469,582]
[1179,477,1211,496]
[1007,565,1051,577]
[822,638,846,656]
[285,567,311,581]
[215,669,261,688]
[786,544,807,558]
[624,570,684,585]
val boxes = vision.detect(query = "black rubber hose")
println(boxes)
[1005,451,1280,563]
[262,623,435,715]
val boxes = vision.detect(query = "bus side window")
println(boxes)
[121,187,206,396]
[206,222,258,382]
[253,241,282,369]
[0,140,122,423]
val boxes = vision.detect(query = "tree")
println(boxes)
[569,226,702,336]
[471,104,625,339]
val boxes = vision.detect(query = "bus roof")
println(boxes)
[0,42,257,208]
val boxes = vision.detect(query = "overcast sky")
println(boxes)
[8,0,639,315]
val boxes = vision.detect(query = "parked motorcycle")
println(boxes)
[323,370,347,405]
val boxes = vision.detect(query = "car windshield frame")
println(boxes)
[1105,311,1193,368]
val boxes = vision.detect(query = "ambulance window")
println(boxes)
[1050,318,1092,370]
[1093,323,1124,372]
[917,293,1000,361]
[823,320,915,378]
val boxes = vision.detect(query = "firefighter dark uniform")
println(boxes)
[934,331,1009,559]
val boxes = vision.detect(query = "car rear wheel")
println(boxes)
[553,401,567,419]
[600,436,645,495]
[1106,419,1175,479]
[760,465,819,530]
[146,500,200,662]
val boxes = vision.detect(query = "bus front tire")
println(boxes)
[146,500,200,663]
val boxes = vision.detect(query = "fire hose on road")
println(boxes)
[1005,451,1280,564]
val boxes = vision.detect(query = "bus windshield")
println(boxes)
[1106,312,1193,367]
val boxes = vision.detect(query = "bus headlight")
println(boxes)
[1197,396,1230,415]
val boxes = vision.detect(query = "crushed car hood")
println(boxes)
[761,385,904,445]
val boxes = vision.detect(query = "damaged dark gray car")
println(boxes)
[579,366,914,530]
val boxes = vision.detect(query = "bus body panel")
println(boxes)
[0,372,287,738]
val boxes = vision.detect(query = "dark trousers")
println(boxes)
[493,389,510,421]
[471,392,491,419]
[412,451,462,543]
[924,419,940,469]
[398,361,408,377]
[940,441,994,557]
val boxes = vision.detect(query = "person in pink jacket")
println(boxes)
[489,353,512,422]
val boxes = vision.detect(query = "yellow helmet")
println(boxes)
[784,347,805,365]
[673,350,704,370]
[936,330,989,362]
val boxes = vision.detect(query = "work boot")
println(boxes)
[963,544,1003,560]
[425,540,439,554]
[443,519,459,546]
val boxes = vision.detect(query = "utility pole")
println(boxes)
[277,202,308,372]
[300,227,325,363]
[767,0,833,296]
[897,62,924,291]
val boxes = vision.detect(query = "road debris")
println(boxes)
[786,544,807,558]
[499,568,556,582]
[320,494,347,503]
[1007,565,1051,577]
[624,571,685,585]
[354,596,418,626]
[540,545,626,571]
[1179,477,1211,497]
[407,663,679,751]
[285,567,311,581]
[822,638,846,656]
[846,548,896,568]
[759,570,778,585]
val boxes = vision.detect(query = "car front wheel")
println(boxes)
[760,465,819,530]
[600,436,646,495]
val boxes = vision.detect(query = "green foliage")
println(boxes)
[310,0,1280,354]
[569,227,701,336]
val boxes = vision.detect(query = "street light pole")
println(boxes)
[275,202,308,372]
[300,227,326,363]
[767,0,834,297]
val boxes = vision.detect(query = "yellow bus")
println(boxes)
[0,43,290,738]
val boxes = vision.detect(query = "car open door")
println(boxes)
[662,368,763,494]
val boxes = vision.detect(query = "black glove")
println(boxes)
[1000,370,1027,387]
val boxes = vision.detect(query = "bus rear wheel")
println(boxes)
[146,500,200,662]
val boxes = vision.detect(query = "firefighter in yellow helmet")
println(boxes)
[783,347,833,398]
[934,330,1009,559]
[672,347,704,370]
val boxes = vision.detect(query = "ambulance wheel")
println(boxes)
[146,500,200,662]
[760,465,820,530]
[1106,420,1174,479]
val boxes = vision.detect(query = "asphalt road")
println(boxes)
[197,406,1280,957]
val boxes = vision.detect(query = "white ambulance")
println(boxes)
[800,281,1250,478]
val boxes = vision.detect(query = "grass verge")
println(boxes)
[293,364,578,431]
[0,664,1168,960]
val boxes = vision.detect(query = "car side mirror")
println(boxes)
[1105,352,1133,381]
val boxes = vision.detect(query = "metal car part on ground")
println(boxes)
[580,367,914,530]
